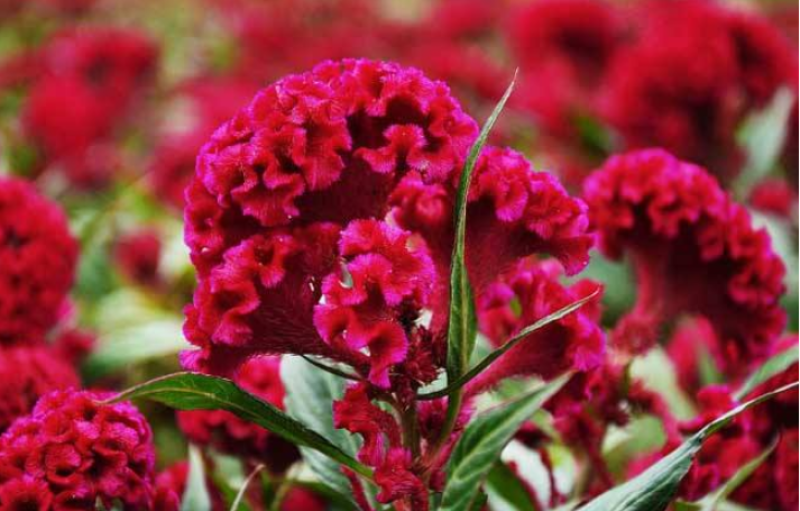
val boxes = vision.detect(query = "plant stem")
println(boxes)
[400,402,421,459]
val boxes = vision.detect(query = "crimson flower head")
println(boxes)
[0,345,79,433]
[467,259,604,394]
[0,177,78,345]
[0,390,156,510]
[506,0,622,137]
[177,356,298,471]
[182,59,594,508]
[584,149,786,376]
[22,27,157,187]
[601,0,797,180]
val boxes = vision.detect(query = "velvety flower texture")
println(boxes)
[183,59,594,508]
[0,390,156,510]
[467,259,604,394]
[584,149,786,376]
[602,0,797,181]
[0,346,79,433]
[177,356,298,471]
[0,177,78,345]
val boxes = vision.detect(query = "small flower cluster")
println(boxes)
[0,391,156,510]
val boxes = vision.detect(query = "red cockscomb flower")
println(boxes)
[0,390,156,510]
[637,359,799,511]
[507,0,622,137]
[749,178,797,218]
[602,0,797,181]
[22,27,157,187]
[0,177,78,345]
[467,259,604,394]
[182,59,479,378]
[177,356,298,472]
[0,345,79,433]
[182,59,593,508]
[584,149,786,377]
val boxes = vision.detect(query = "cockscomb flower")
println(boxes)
[601,0,797,180]
[506,0,622,137]
[182,59,594,508]
[183,58,479,377]
[0,345,79,433]
[390,146,593,294]
[0,177,78,345]
[749,178,797,218]
[22,27,157,187]
[584,149,786,374]
[177,356,298,472]
[467,259,604,395]
[0,390,156,510]
[547,358,678,493]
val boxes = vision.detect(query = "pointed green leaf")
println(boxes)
[282,356,376,510]
[110,372,372,479]
[446,72,517,383]
[422,290,598,400]
[577,382,798,511]
[182,445,212,511]
[735,344,798,400]
[438,374,569,511]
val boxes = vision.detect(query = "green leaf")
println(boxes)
[735,344,799,400]
[182,445,212,511]
[438,374,569,511]
[577,382,799,511]
[421,290,598,400]
[446,72,517,384]
[485,462,540,511]
[110,372,372,479]
[734,87,795,197]
[281,356,374,510]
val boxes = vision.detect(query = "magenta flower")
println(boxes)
[22,28,157,187]
[114,228,162,288]
[0,345,80,433]
[584,149,786,375]
[0,177,78,345]
[0,390,156,510]
[467,259,604,394]
[601,0,797,180]
[181,59,594,508]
